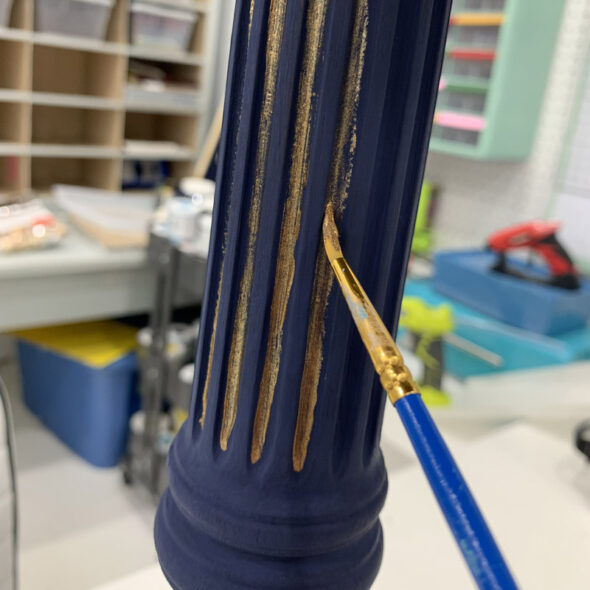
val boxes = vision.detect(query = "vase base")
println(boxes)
[155,488,384,590]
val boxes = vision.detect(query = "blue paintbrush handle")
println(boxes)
[394,393,518,590]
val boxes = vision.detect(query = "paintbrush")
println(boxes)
[322,202,518,590]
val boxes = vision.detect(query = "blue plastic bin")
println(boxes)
[17,324,138,468]
[433,250,590,335]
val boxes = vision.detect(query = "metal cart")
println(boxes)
[122,229,207,499]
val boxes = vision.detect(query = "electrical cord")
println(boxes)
[0,375,18,590]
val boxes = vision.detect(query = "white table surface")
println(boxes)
[0,225,153,331]
[93,419,590,589]
[0,221,207,331]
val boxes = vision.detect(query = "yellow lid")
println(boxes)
[15,321,138,368]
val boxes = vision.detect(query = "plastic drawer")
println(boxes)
[34,0,114,40]
[130,2,197,52]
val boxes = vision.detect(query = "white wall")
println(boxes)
[426,0,590,250]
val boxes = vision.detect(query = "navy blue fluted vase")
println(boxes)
[155,1,451,588]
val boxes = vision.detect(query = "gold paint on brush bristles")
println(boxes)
[220,0,287,451]
[251,0,330,465]
[322,204,419,404]
[292,0,369,472]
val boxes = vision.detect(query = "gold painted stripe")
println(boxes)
[220,0,288,451]
[248,0,255,40]
[199,261,224,427]
[199,0,256,429]
[251,0,330,464]
[292,0,369,473]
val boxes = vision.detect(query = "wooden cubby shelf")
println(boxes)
[0,0,218,194]
[31,158,121,191]
[32,105,123,147]
[33,45,126,98]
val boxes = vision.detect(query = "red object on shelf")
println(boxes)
[449,48,496,61]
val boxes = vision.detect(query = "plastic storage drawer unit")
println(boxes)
[16,321,138,467]
[0,0,13,27]
[35,0,115,40]
[130,1,197,51]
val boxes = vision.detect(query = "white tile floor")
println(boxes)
[1,358,159,590]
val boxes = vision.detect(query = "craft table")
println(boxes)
[0,224,207,332]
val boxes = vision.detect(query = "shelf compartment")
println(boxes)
[169,160,194,180]
[33,44,125,98]
[431,126,481,147]
[436,89,487,114]
[121,158,194,189]
[129,55,201,83]
[454,0,506,10]
[127,44,203,66]
[124,110,197,150]
[442,56,494,80]
[0,101,30,142]
[447,25,501,48]
[0,155,29,193]
[32,104,123,147]
[31,157,120,190]
[0,38,31,90]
